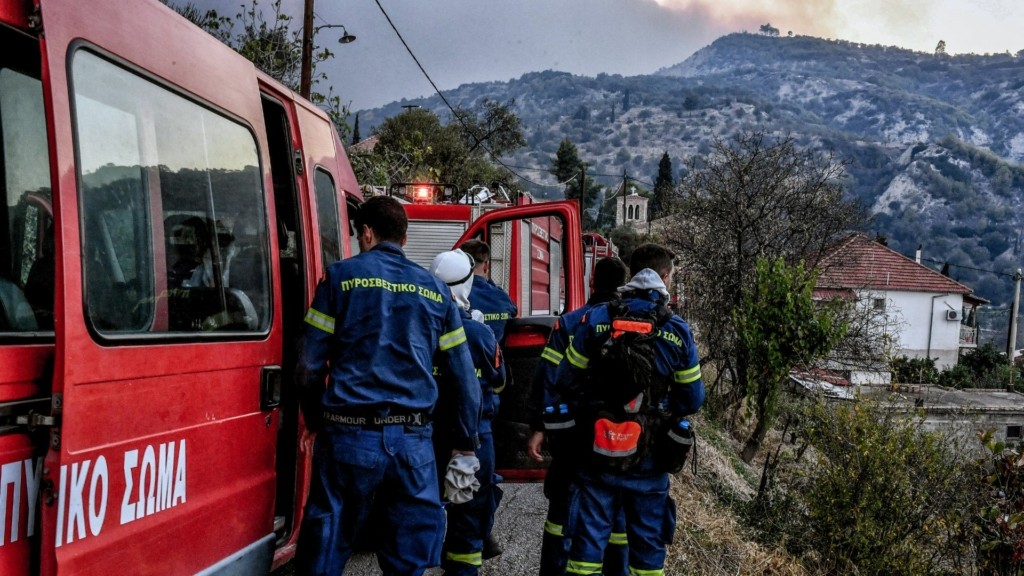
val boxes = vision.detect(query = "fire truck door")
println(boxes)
[38,0,280,574]
[454,201,584,478]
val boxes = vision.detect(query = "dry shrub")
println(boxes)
[664,415,806,576]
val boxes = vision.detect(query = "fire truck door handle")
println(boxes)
[261,366,282,410]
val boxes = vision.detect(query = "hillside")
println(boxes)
[355,32,1024,310]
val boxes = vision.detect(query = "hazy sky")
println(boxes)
[192,0,1024,113]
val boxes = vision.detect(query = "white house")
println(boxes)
[816,234,986,372]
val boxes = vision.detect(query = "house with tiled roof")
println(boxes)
[349,134,378,154]
[816,234,988,372]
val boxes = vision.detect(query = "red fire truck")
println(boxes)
[0,0,584,574]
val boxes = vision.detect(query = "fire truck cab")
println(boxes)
[0,0,584,573]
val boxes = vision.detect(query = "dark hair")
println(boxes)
[593,257,628,294]
[459,239,490,266]
[629,243,676,277]
[354,196,407,243]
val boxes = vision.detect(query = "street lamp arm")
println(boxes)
[299,0,355,98]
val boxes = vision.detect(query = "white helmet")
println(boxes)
[429,249,475,310]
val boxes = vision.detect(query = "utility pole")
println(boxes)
[1008,268,1022,392]
[299,0,315,98]
[622,170,628,228]
[579,166,586,229]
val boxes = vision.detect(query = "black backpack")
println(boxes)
[585,296,676,472]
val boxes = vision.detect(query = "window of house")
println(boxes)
[873,298,886,310]
[1007,425,1022,440]
[72,51,269,337]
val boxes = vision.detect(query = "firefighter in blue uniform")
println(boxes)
[460,239,518,344]
[294,196,481,576]
[459,238,517,558]
[555,243,705,576]
[429,249,506,576]
[526,256,630,576]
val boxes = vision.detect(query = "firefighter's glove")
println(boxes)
[444,454,481,504]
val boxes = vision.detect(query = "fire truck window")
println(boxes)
[72,51,269,337]
[1,45,53,335]
[313,168,342,271]
[496,216,568,317]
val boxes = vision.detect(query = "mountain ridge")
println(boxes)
[355,32,1024,309]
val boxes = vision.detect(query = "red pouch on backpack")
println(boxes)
[592,417,642,471]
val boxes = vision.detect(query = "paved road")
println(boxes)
[274,482,548,575]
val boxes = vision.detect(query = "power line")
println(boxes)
[912,254,1016,279]
[372,0,534,186]
[363,11,660,193]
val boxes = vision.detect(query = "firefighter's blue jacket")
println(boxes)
[469,275,517,344]
[462,308,505,426]
[528,290,630,576]
[296,242,481,450]
[555,288,705,425]
[436,308,505,434]
[556,282,704,575]
[528,291,617,432]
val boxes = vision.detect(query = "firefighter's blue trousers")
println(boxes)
[566,468,676,575]
[442,431,496,576]
[296,423,445,576]
[541,458,628,576]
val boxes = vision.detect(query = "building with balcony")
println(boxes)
[815,234,988,371]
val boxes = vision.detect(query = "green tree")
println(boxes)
[165,0,352,140]
[650,152,674,221]
[351,114,361,145]
[550,138,601,230]
[664,132,865,421]
[452,98,527,159]
[891,355,939,384]
[608,226,653,265]
[935,39,947,56]
[734,257,847,463]
[373,108,454,183]
[367,103,524,192]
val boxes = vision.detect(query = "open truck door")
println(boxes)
[453,200,584,480]
[35,0,280,573]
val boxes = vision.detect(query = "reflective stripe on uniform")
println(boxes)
[628,567,664,576]
[541,346,564,366]
[674,364,701,384]
[439,327,468,350]
[608,531,628,546]
[567,559,603,574]
[544,519,564,536]
[304,308,335,334]
[566,345,589,369]
[445,550,482,566]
